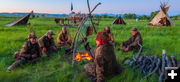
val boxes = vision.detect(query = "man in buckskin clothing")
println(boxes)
[120,27,143,52]
[7,33,40,72]
[84,31,122,82]
[56,27,71,47]
[38,30,57,58]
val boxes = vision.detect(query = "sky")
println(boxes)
[0,0,179,16]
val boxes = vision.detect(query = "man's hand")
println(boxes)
[31,54,37,58]
[43,47,47,52]
[125,48,129,51]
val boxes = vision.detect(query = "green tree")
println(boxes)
[115,14,118,18]
[41,14,45,17]
[100,15,114,18]
[101,15,108,18]
[139,15,150,20]
[123,13,137,19]
[62,14,66,18]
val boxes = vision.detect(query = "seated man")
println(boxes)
[120,27,143,52]
[7,33,40,72]
[104,26,114,46]
[38,30,57,58]
[84,31,122,82]
[56,27,71,47]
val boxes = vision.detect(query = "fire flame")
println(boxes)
[75,52,93,61]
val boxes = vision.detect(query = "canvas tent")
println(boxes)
[111,16,126,25]
[5,11,34,27]
[148,3,174,26]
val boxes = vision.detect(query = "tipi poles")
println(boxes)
[72,17,88,67]
[87,0,101,34]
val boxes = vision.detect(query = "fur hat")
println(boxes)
[95,31,110,42]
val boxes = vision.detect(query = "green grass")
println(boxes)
[0,17,180,82]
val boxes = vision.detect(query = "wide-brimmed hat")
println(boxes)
[47,30,55,35]
[28,33,37,39]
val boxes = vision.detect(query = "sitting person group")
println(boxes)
[7,27,72,72]
[84,27,142,82]
[7,26,143,82]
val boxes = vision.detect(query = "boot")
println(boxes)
[7,60,22,72]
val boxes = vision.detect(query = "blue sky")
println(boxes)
[0,0,179,16]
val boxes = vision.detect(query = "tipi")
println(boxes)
[148,2,174,26]
[111,16,126,25]
[5,11,34,27]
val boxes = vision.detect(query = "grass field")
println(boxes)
[0,16,180,82]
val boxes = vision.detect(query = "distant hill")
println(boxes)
[0,13,151,18]
[0,13,70,17]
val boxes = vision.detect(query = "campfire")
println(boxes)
[75,52,93,61]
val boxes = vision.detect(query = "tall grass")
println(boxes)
[0,17,179,82]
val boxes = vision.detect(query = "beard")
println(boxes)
[30,40,36,44]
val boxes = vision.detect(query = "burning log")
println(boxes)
[84,42,94,60]
[75,52,93,62]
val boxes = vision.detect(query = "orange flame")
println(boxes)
[75,52,93,61]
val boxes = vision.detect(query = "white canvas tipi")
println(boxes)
[148,3,174,26]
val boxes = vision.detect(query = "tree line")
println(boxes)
[170,15,180,20]
[96,11,180,20]
[96,11,159,20]
[38,12,180,20]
